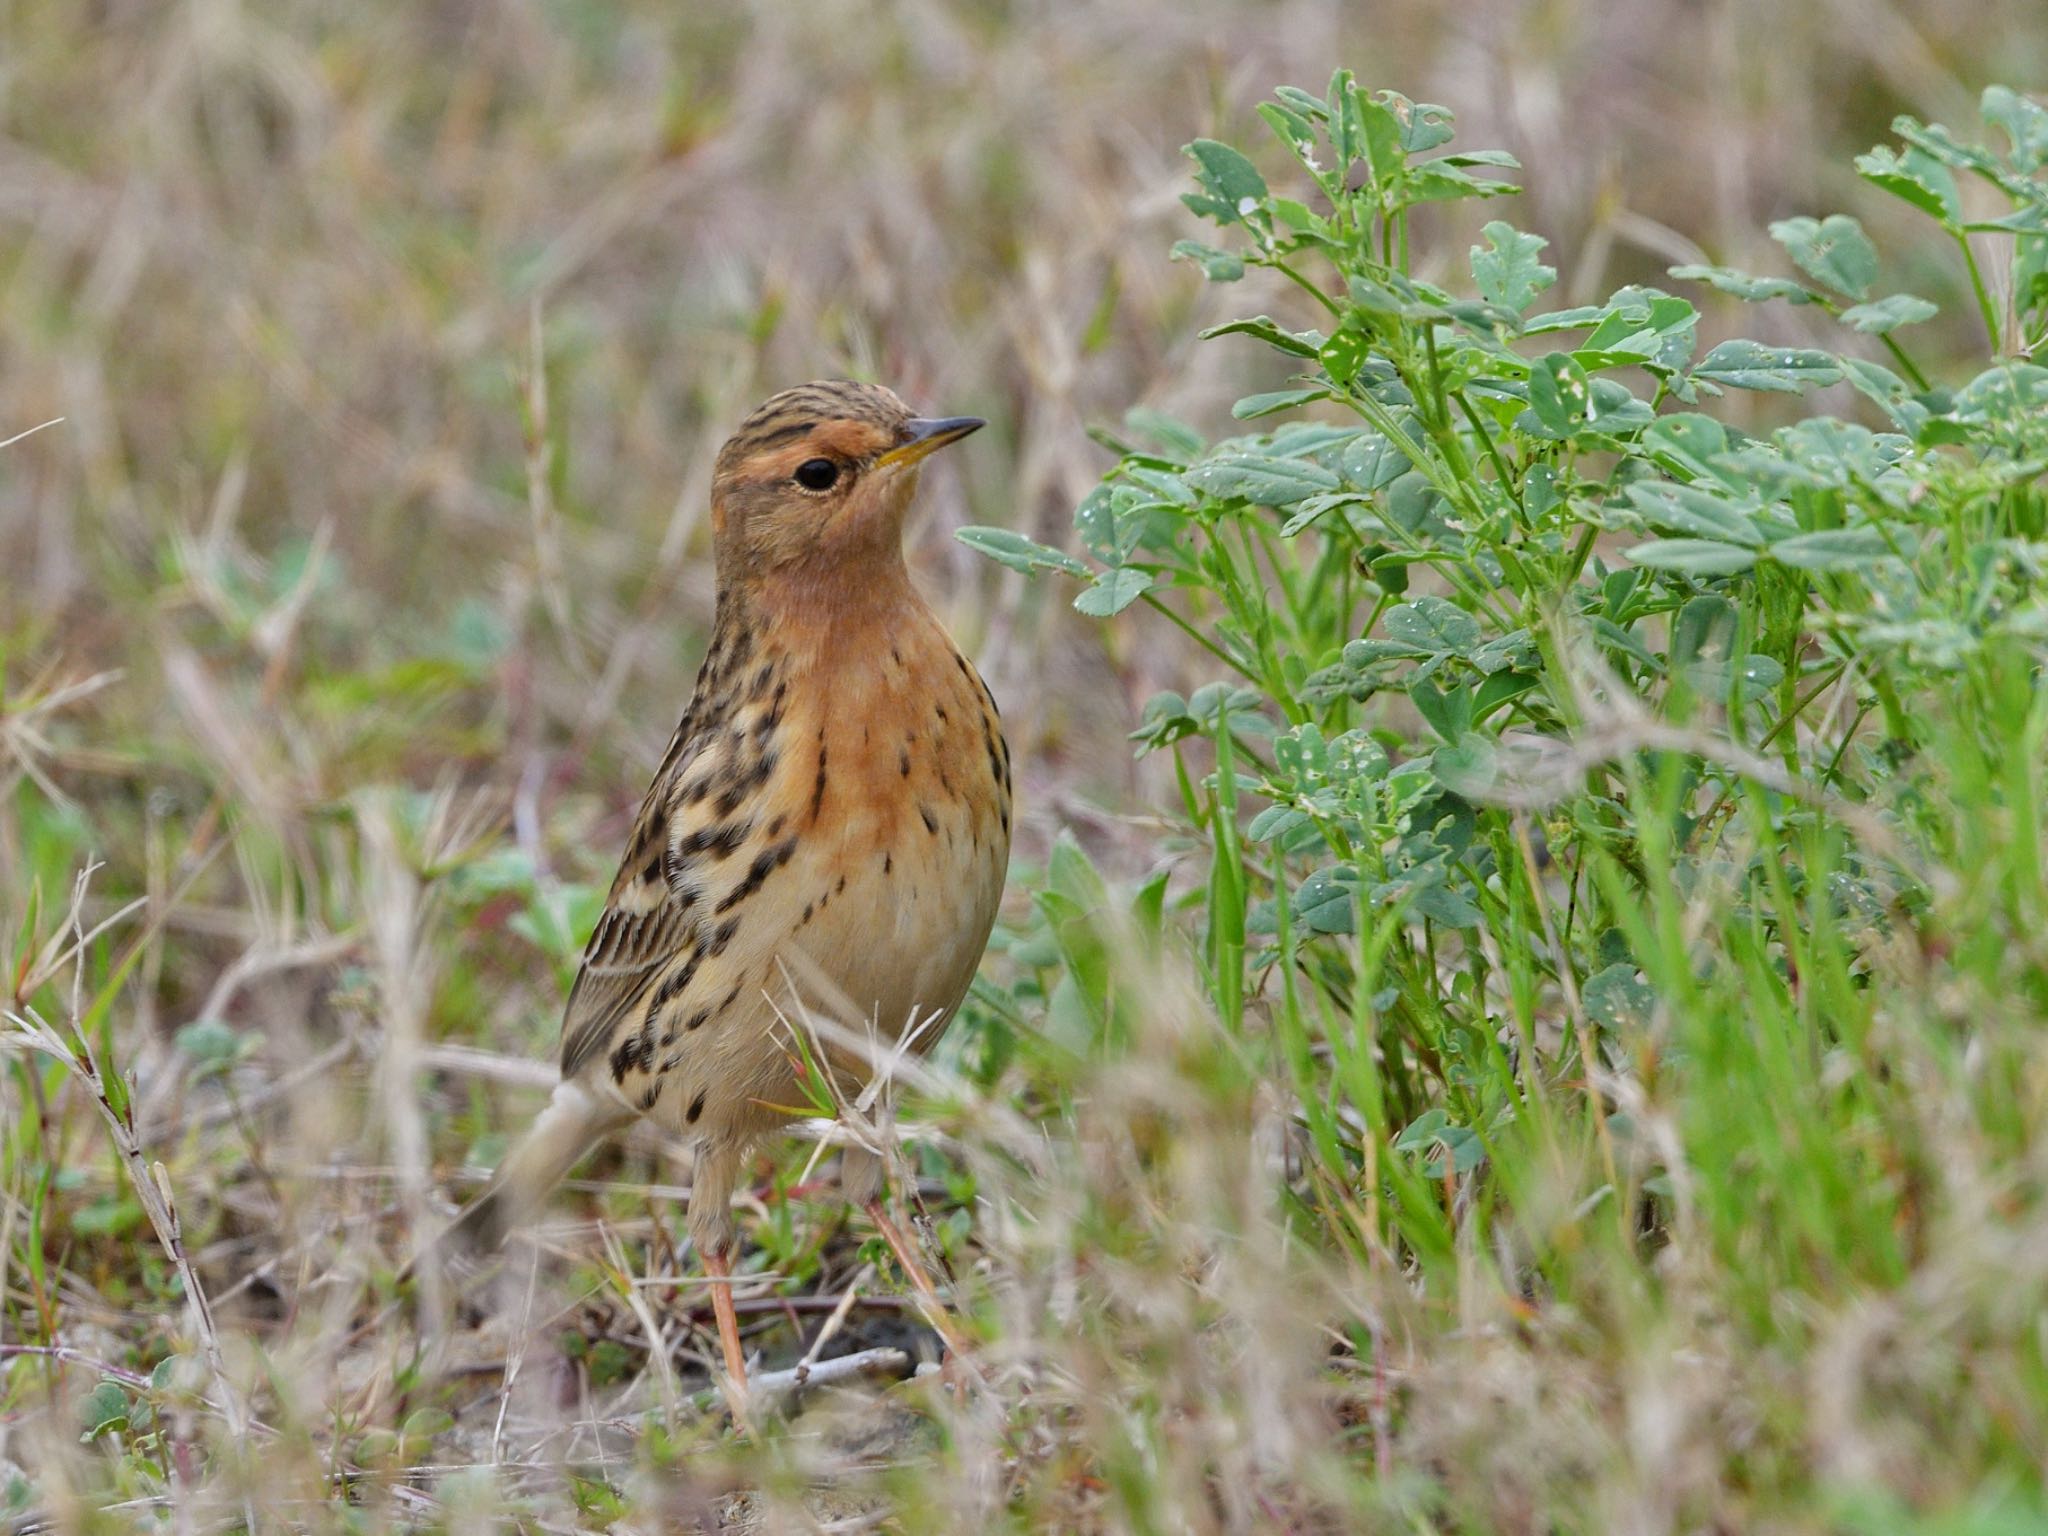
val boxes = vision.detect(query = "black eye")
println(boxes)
[794,458,840,491]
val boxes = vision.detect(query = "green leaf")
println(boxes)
[1767,527,1897,571]
[1469,221,1555,314]
[1185,138,1269,221]
[1073,567,1152,617]
[1199,315,1321,358]
[80,1380,131,1442]
[1169,240,1245,282]
[1854,145,1962,227]
[1473,669,1538,720]
[1669,264,1817,305]
[1527,353,1595,435]
[1406,163,1517,203]
[1382,596,1481,657]
[1966,204,2048,234]
[1768,215,1879,300]
[955,526,1090,577]
[1641,414,1731,480]
[1248,805,1310,843]
[1408,678,1473,742]
[1117,464,1197,507]
[1625,482,1766,547]
[1427,733,1495,801]
[1583,964,1655,1030]
[1522,303,1615,333]
[1952,362,2048,421]
[1838,293,1939,333]
[1232,388,1329,419]
[1340,432,1415,492]
[1292,867,1357,935]
[1692,340,1842,394]
[1670,594,1736,671]
[1354,93,1404,179]
[1185,454,1341,507]
[1385,93,1456,153]
[1838,356,1929,433]
[1624,539,1759,576]
[70,1194,143,1237]
[1983,86,2048,171]
[1256,101,1322,168]
[1317,328,1371,384]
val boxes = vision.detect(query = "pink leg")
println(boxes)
[702,1246,749,1390]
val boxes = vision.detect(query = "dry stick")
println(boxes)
[491,1250,545,1466]
[787,1261,876,1392]
[0,1345,153,1389]
[741,1346,911,1406]
[600,1225,683,1424]
[9,867,252,1438]
[1,1010,249,1440]
[0,416,65,450]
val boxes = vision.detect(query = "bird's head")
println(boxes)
[708,380,982,585]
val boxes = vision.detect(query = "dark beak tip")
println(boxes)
[909,415,986,442]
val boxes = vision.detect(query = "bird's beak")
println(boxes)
[877,415,985,469]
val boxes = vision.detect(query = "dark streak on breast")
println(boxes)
[716,835,799,914]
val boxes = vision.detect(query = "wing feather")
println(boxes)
[557,721,725,1079]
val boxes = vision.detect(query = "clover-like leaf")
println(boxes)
[1625,482,1766,547]
[1670,264,1817,306]
[956,526,1091,577]
[1767,527,1897,572]
[1470,221,1555,314]
[1838,293,1938,333]
[1185,454,1341,507]
[1184,138,1269,223]
[1691,341,1842,394]
[1527,352,1595,435]
[1381,595,1481,657]
[1170,240,1245,282]
[1292,867,1357,935]
[1768,215,1879,300]
[1583,964,1655,1031]
[1854,145,1962,227]
[1073,566,1152,617]
[1624,539,1759,577]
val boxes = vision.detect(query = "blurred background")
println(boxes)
[2,1,2043,1517]
[0,0,2039,1071]
[8,0,2039,1146]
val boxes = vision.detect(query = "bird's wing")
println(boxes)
[556,719,725,1081]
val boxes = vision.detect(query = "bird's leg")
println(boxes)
[864,1197,974,1368]
[702,1245,749,1391]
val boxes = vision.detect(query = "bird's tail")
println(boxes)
[402,1079,620,1280]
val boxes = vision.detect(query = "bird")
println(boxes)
[417,380,1012,1391]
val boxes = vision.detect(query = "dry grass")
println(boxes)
[3,2,2045,1531]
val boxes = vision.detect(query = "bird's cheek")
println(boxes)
[833,474,916,542]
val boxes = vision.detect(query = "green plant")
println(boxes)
[964,77,2048,1522]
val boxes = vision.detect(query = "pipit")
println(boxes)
[422,381,1011,1390]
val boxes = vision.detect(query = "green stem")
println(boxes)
[1956,228,2003,354]
[1880,334,1931,392]
[1270,259,1342,316]
[1140,590,1256,682]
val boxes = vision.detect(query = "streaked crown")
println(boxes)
[713,380,910,480]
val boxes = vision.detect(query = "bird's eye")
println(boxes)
[794,458,840,491]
